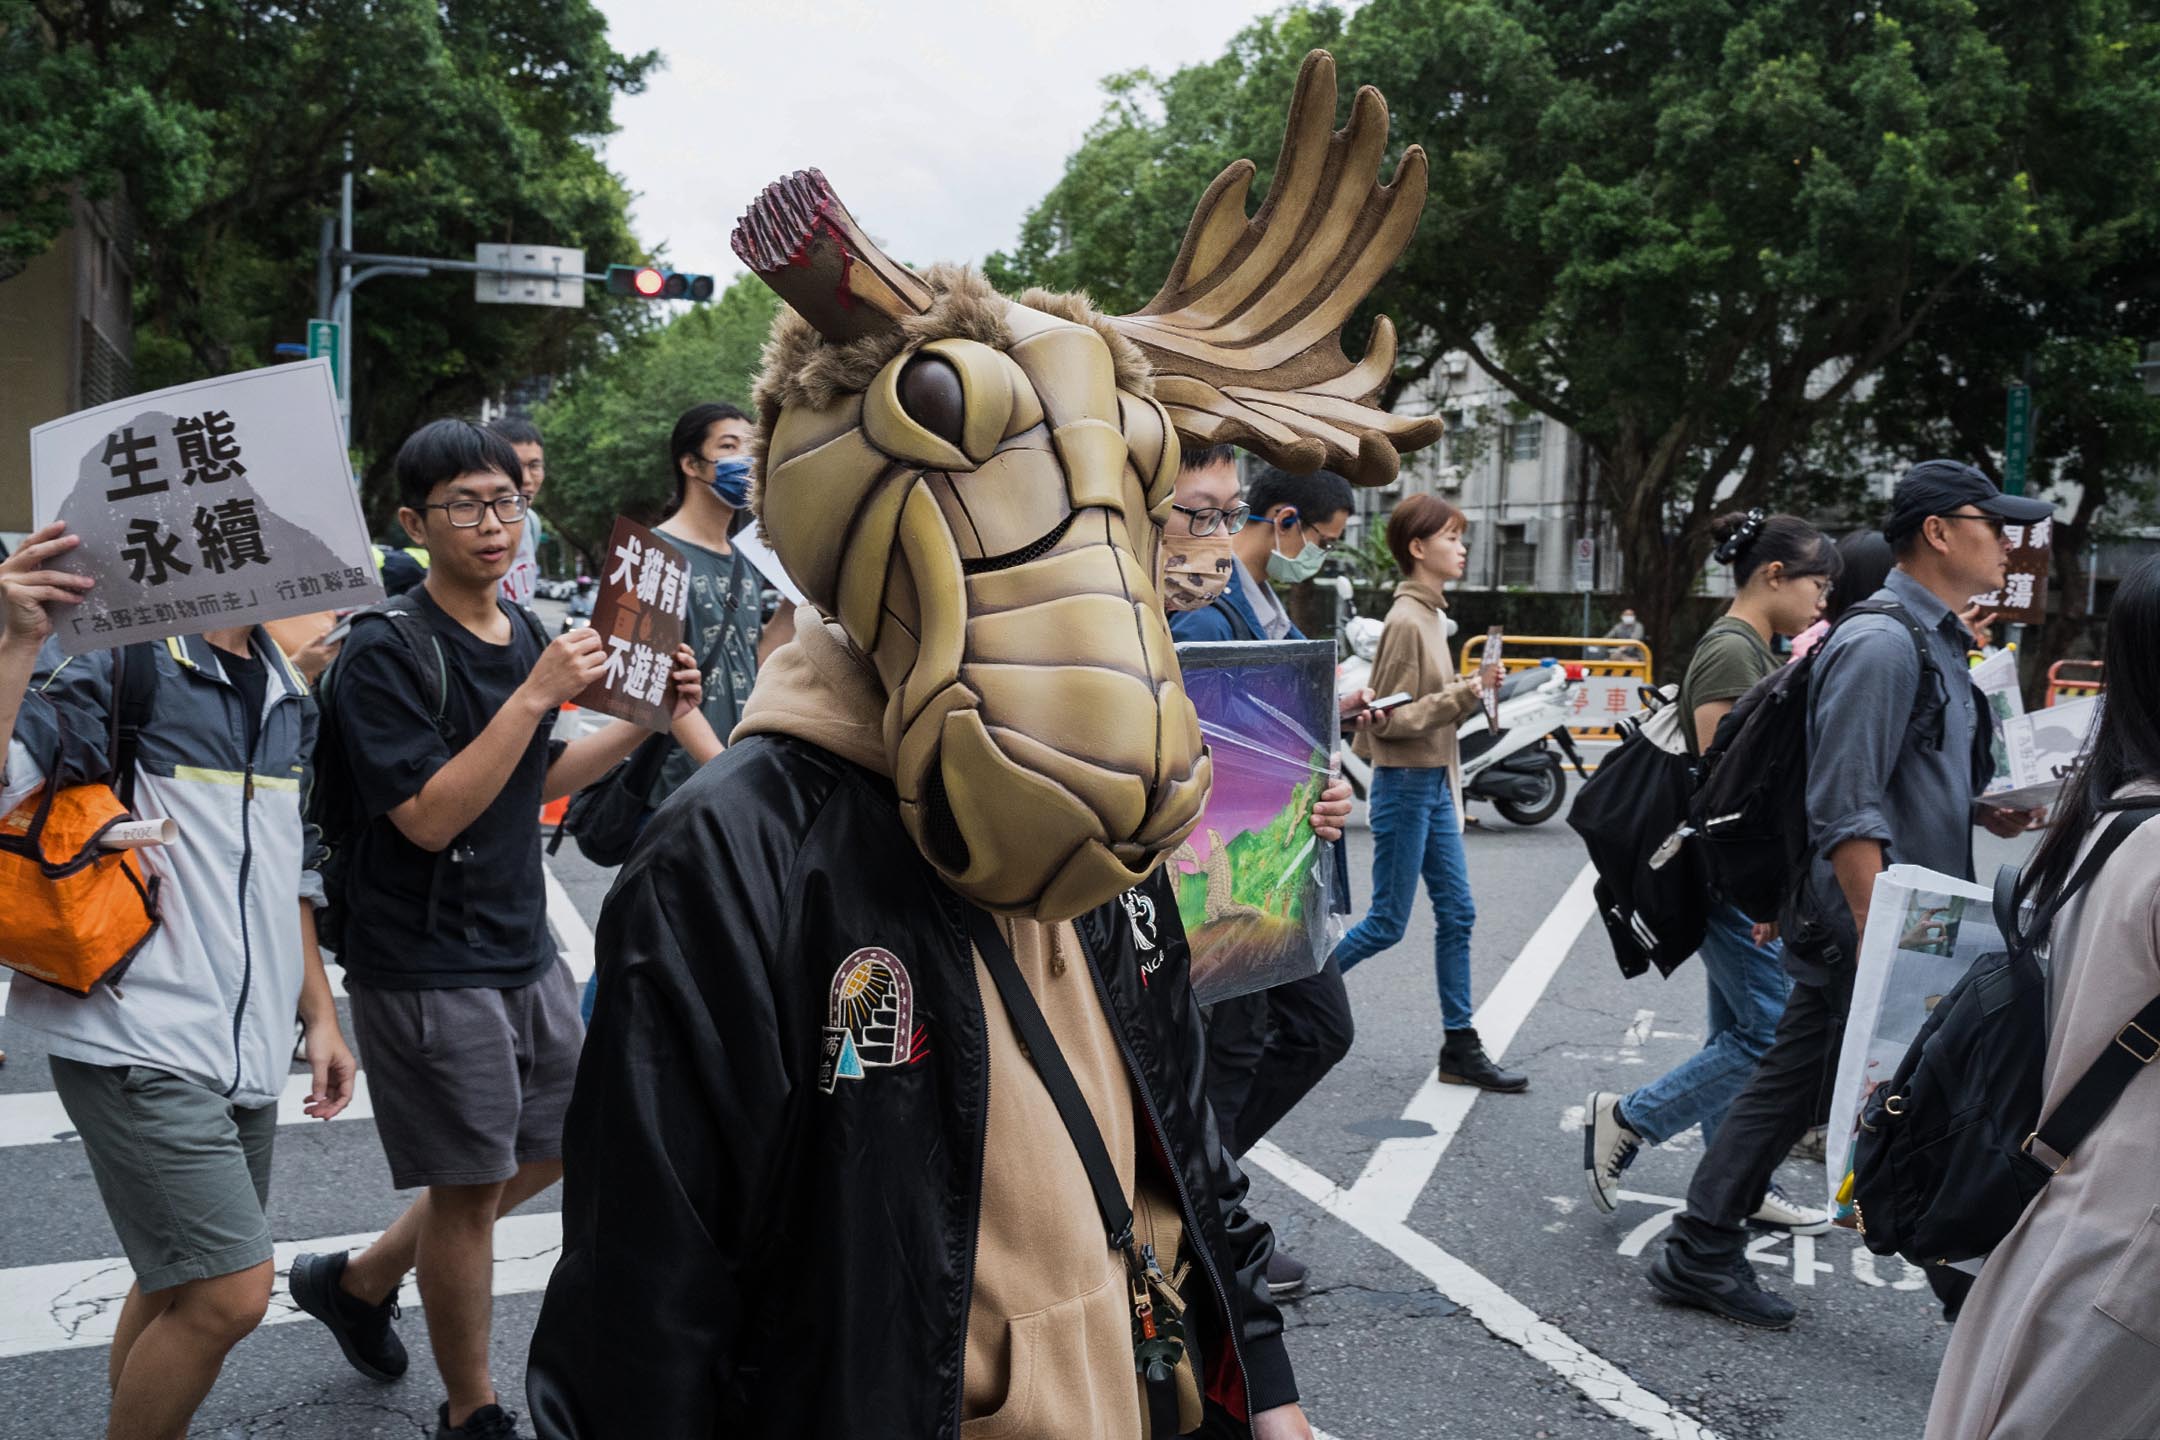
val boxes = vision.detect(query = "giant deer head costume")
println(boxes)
[734,51,1442,920]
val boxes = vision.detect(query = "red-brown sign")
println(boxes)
[1971,516,2052,626]
[573,516,689,731]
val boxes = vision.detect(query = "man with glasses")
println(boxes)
[292,420,706,1440]
[1648,459,2051,1330]
[1168,449,1361,1299]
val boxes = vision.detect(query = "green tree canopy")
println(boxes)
[1,0,658,521]
[995,1,2160,656]
[532,274,780,566]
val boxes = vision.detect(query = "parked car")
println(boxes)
[560,585,597,633]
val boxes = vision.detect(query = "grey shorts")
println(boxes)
[49,1057,277,1293]
[347,960,583,1190]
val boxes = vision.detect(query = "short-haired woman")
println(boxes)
[1333,494,1523,1089]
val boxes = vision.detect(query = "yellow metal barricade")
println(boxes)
[1457,634,1654,740]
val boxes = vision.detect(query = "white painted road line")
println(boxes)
[1248,860,1725,1439]
[1250,1142,1723,1440]
[0,1069,378,1149]
[1,859,596,1015]
[1342,863,1599,1225]
[0,1211,564,1360]
[0,864,596,1146]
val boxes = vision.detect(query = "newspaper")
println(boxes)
[1826,863,2002,1275]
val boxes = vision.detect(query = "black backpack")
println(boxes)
[1689,600,1939,923]
[1852,805,2160,1267]
[307,595,548,956]
[1565,688,1708,979]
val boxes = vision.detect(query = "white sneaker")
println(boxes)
[1750,1182,1833,1236]
[1583,1091,1641,1214]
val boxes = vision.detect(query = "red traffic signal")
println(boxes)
[605,264,716,302]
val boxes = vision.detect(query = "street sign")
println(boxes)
[306,318,339,394]
[1573,536,1595,593]
[474,244,586,309]
[2003,382,2031,495]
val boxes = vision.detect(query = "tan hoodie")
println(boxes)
[735,610,1186,1438]
[1354,579,1480,830]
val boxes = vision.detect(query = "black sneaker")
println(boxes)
[435,1403,526,1439]
[1264,1247,1309,1300]
[289,1250,407,1382]
[1648,1240,1796,1329]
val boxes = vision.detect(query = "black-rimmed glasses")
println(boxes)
[1938,510,2008,538]
[1171,501,1251,536]
[424,494,529,528]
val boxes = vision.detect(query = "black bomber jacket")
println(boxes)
[526,734,1296,1437]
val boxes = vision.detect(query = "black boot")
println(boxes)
[1438,1027,1528,1092]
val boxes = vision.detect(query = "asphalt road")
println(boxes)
[0,701,2039,1438]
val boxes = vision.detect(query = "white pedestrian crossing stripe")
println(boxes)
[0,1212,564,1360]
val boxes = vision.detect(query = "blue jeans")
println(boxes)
[1619,902,1790,1146]
[1333,766,1476,1030]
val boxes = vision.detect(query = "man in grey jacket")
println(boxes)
[1647,461,2050,1329]
[0,521,358,1440]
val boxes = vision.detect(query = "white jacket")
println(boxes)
[2,632,322,1107]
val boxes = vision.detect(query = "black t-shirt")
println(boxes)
[217,643,268,754]
[331,590,563,988]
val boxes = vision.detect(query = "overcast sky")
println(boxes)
[592,0,1279,283]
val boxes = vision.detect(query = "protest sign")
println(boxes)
[1827,862,2002,1275]
[732,521,807,609]
[1970,648,2023,791]
[1479,626,1504,729]
[30,358,383,655]
[1986,693,2101,811]
[1171,639,1340,1005]
[1971,516,2052,625]
[574,517,690,731]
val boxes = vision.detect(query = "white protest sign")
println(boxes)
[30,358,383,655]
[732,521,807,609]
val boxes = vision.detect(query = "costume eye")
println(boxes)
[899,354,967,450]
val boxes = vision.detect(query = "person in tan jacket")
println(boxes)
[1925,555,2160,1440]
[1332,495,1524,1091]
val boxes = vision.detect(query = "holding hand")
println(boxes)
[1338,687,1377,731]
[1307,775,1354,842]
[1979,803,2045,839]
[524,627,608,710]
[666,643,705,720]
[0,522,94,646]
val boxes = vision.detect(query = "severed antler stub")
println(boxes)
[731,168,934,342]
[1110,50,1443,486]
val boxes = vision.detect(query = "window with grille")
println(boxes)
[1505,420,1543,463]
[1498,524,1537,587]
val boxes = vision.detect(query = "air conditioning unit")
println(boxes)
[1435,465,1464,491]
[1443,351,1469,377]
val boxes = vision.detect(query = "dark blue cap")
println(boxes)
[1884,459,2052,545]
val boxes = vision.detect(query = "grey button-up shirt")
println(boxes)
[1804,568,1984,970]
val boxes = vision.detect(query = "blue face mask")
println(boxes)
[709,455,753,510]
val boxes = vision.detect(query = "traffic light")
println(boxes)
[604,264,715,302]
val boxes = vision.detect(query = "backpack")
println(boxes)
[308,595,548,956]
[1851,805,2160,1268]
[1565,686,1708,979]
[1689,600,1939,924]
[0,644,162,994]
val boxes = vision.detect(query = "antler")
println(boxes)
[732,169,933,341]
[1110,51,1442,486]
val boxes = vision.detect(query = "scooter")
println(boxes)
[1330,579,1587,825]
[1454,661,1590,826]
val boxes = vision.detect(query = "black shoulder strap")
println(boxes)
[110,643,159,812]
[958,901,1135,1250]
[2020,806,2160,1171]
[370,597,450,727]
[1208,594,1261,642]
[1842,598,1948,748]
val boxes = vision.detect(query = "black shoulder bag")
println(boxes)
[1852,804,2160,1267]
[954,901,1197,1439]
